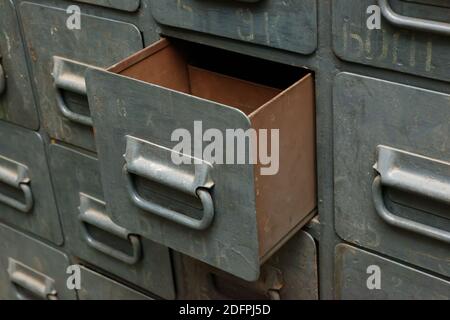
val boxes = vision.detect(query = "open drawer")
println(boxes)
[86,38,316,281]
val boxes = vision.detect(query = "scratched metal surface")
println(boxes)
[49,143,176,299]
[0,0,39,130]
[72,0,141,12]
[150,0,317,55]
[335,244,450,299]
[0,223,76,300]
[334,73,450,278]
[0,122,63,245]
[333,0,450,82]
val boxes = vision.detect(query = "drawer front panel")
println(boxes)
[334,72,450,277]
[333,0,450,82]
[19,2,144,151]
[0,122,62,244]
[49,144,175,299]
[0,0,38,129]
[0,223,76,300]
[151,0,317,55]
[73,0,141,12]
[86,68,260,281]
[335,244,450,299]
[77,267,153,300]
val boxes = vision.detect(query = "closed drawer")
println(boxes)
[48,144,175,300]
[333,0,450,82]
[335,244,450,299]
[0,122,62,244]
[177,230,318,300]
[73,0,141,12]
[0,0,38,130]
[19,2,145,152]
[334,72,450,278]
[0,223,76,300]
[77,267,153,300]
[150,0,317,55]
[86,38,317,281]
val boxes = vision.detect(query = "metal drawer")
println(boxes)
[335,244,450,299]
[72,0,141,12]
[48,144,175,300]
[0,0,38,130]
[0,223,76,300]
[77,267,153,300]
[0,122,62,244]
[176,230,318,300]
[19,2,144,151]
[334,72,450,278]
[86,38,317,281]
[150,0,317,55]
[333,0,450,82]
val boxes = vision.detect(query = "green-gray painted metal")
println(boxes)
[0,0,39,129]
[334,73,450,278]
[0,122,63,244]
[19,2,144,151]
[0,223,76,300]
[49,144,175,299]
[77,267,153,300]
[86,68,260,281]
[73,0,141,12]
[333,0,450,82]
[150,0,317,55]
[335,244,450,299]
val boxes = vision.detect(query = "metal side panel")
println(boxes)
[150,0,317,55]
[86,68,260,282]
[335,244,450,299]
[0,122,63,244]
[176,230,318,300]
[0,223,76,300]
[19,2,144,151]
[0,0,39,130]
[333,72,450,278]
[49,143,175,300]
[77,267,153,300]
[333,0,450,82]
[72,0,141,12]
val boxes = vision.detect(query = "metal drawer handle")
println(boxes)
[0,62,5,95]
[378,0,450,36]
[0,156,34,213]
[8,258,58,300]
[53,56,94,127]
[78,193,142,265]
[124,165,214,231]
[372,176,450,244]
[123,136,215,230]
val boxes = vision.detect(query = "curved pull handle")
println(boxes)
[0,62,5,95]
[123,136,215,231]
[78,193,142,265]
[124,166,214,230]
[53,56,94,127]
[0,156,33,213]
[372,176,450,244]
[378,0,450,36]
[8,258,58,300]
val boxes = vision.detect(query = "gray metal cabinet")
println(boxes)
[176,230,318,300]
[334,72,450,278]
[86,39,316,281]
[48,144,175,299]
[335,244,450,299]
[0,122,62,244]
[0,0,39,130]
[0,223,76,300]
[72,0,141,12]
[18,2,145,151]
[77,267,153,300]
[150,0,317,55]
[333,0,450,82]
